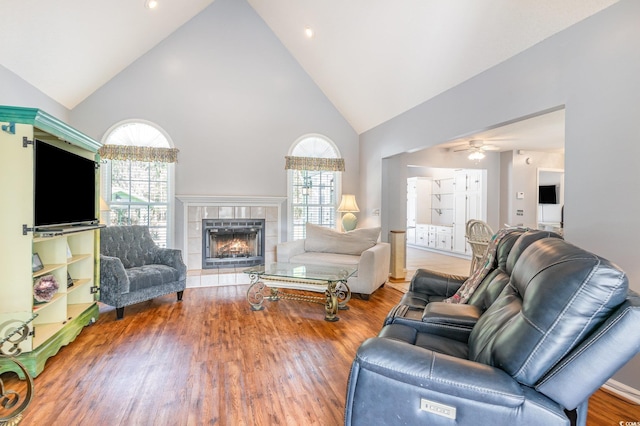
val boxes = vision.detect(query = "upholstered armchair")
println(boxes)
[100,225,186,319]
[345,237,640,425]
[277,223,390,298]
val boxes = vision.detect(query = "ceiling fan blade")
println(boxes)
[453,146,470,152]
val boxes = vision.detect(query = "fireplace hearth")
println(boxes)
[202,219,265,269]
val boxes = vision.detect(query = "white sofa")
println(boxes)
[276,223,391,299]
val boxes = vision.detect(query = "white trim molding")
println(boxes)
[176,195,287,206]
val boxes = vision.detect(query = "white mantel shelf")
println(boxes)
[177,195,287,206]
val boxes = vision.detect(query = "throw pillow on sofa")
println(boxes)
[304,223,380,256]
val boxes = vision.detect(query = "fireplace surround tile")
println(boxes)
[178,195,285,288]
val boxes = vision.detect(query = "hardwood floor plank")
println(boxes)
[5,281,638,425]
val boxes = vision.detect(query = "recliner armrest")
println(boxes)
[409,268,467,298]
[346,338,571,425]
[384,302,481,342]
[349,337,524,406]
[422,302,481,327]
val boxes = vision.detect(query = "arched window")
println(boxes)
[286,134,343,240]
[100,121,177,247]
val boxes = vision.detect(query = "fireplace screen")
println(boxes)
[202,219,265,269]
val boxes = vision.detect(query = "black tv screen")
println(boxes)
[538,185,558,204]
[34,140,98,228]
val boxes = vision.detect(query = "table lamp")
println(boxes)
[337,194,359,232]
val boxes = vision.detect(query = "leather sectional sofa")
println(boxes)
[345,230,640,425]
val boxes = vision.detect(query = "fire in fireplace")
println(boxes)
[202,219,265,269]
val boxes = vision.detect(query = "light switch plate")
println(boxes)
[516,191,524,199]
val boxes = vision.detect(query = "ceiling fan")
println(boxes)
[452,140,500,160]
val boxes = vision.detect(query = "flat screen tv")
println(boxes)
[34,139,98,229]
[538,185,558,204]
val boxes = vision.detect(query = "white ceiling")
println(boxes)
[0,0,618,137]
[438,108,566,154]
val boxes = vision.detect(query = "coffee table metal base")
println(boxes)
[246,273,351,322]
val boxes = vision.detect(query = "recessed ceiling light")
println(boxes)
[304,26,314,39]
[145,0,158,9]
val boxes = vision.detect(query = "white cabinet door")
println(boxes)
[436,226,453,251]
[453,172,468,254]
[466,192,482,222]
[453,223,467,254]
[406,227,416,245]
[407,194,416,227]
[467,169,482,192]
[0,123,35,353]
[416,225,429,247]
[454,170,468,192]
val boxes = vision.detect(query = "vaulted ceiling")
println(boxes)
[0,0,618,135]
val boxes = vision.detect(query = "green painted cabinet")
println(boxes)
[0,106,102,377]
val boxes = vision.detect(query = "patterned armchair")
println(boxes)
[99,225,186,319]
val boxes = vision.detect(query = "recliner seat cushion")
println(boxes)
[469,238,629,386]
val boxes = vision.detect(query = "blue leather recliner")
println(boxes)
[345,236,640,425]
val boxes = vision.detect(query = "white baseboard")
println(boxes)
[602,379,640,405]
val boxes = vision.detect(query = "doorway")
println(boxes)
[537,168,564,232]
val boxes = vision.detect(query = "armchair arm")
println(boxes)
[409,268,467,298]
[356,242,391,291]
[99,254,130,303]
[154,248,187,280]
[276,239,305,262]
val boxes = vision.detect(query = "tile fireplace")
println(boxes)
[178,195,285,288]
[202,219,265,268]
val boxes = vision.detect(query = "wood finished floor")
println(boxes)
[3,252,639,424]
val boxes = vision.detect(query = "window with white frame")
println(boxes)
[287,135,343,240]
[100,121,177,247]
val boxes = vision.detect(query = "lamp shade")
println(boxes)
[337,194,360,213]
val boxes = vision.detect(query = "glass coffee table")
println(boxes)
[244,263,356,322]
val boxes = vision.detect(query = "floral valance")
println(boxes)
[284,156,345,172]
[99,145,179,163]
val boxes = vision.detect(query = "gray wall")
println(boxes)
[360,0,640,389]
[69,0,358,238]
[0,65,69,121]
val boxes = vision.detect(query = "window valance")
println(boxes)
[99,145,179,163]
[284,156,345,172]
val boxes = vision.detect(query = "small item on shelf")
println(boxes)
[67,272,74,287]
[66,242,73,259]
[32,252,44,272]
[33,275,59,303]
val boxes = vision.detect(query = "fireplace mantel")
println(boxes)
[177,195,286,206]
